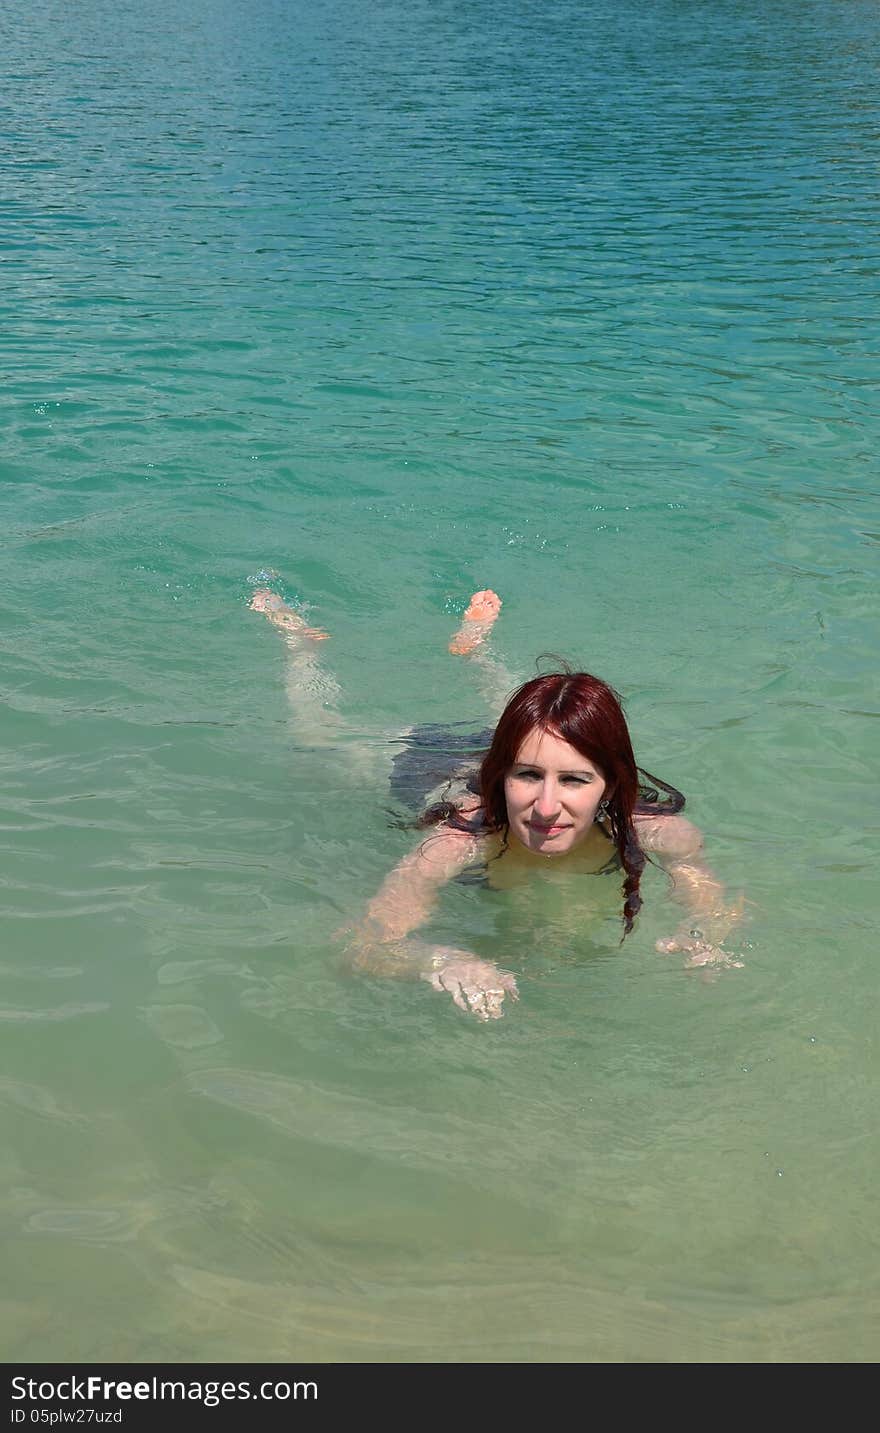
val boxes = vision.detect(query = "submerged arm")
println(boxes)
[635,814,744,968]
[347,827,518,1020]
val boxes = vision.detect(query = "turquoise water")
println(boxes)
[1,0,878,1361]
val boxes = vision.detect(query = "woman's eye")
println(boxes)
[562,776,588,785]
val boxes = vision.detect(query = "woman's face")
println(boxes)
[504,727,608,855]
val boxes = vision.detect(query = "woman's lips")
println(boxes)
[529,822,568,835]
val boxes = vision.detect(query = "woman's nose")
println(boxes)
[534,782,560,817]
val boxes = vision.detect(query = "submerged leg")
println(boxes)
[249,586,408,777]
[448,589,516,717]
[249,587,344,747]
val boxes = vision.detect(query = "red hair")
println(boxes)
[479,672,646,936]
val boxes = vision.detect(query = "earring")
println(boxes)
[596,799,610,821]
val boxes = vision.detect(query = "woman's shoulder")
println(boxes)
[405,819,487,885]
[438,796,491,836]
[633,811,703,859]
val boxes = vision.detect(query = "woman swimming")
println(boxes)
[250,585,742,1022]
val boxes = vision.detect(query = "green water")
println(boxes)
[1,0,878,1361]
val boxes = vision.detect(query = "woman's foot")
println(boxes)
[448,589,502,655]
[249,588,329,641]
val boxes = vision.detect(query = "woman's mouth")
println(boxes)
[529,821,569,836]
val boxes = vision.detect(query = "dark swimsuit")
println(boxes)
[389,723,685,884]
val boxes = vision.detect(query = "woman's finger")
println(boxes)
[440,972,469,1013]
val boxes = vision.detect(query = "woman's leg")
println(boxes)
[249,588,346,748]
[447,590,516,718]
[249,587,411,789]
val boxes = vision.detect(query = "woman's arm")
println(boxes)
[634,814,744,968]
[346,827,519,1020]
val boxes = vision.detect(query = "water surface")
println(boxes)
[1,0,878,1361]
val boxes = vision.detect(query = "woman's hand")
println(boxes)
[421,953,519,1021]
[656,930,744,969]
